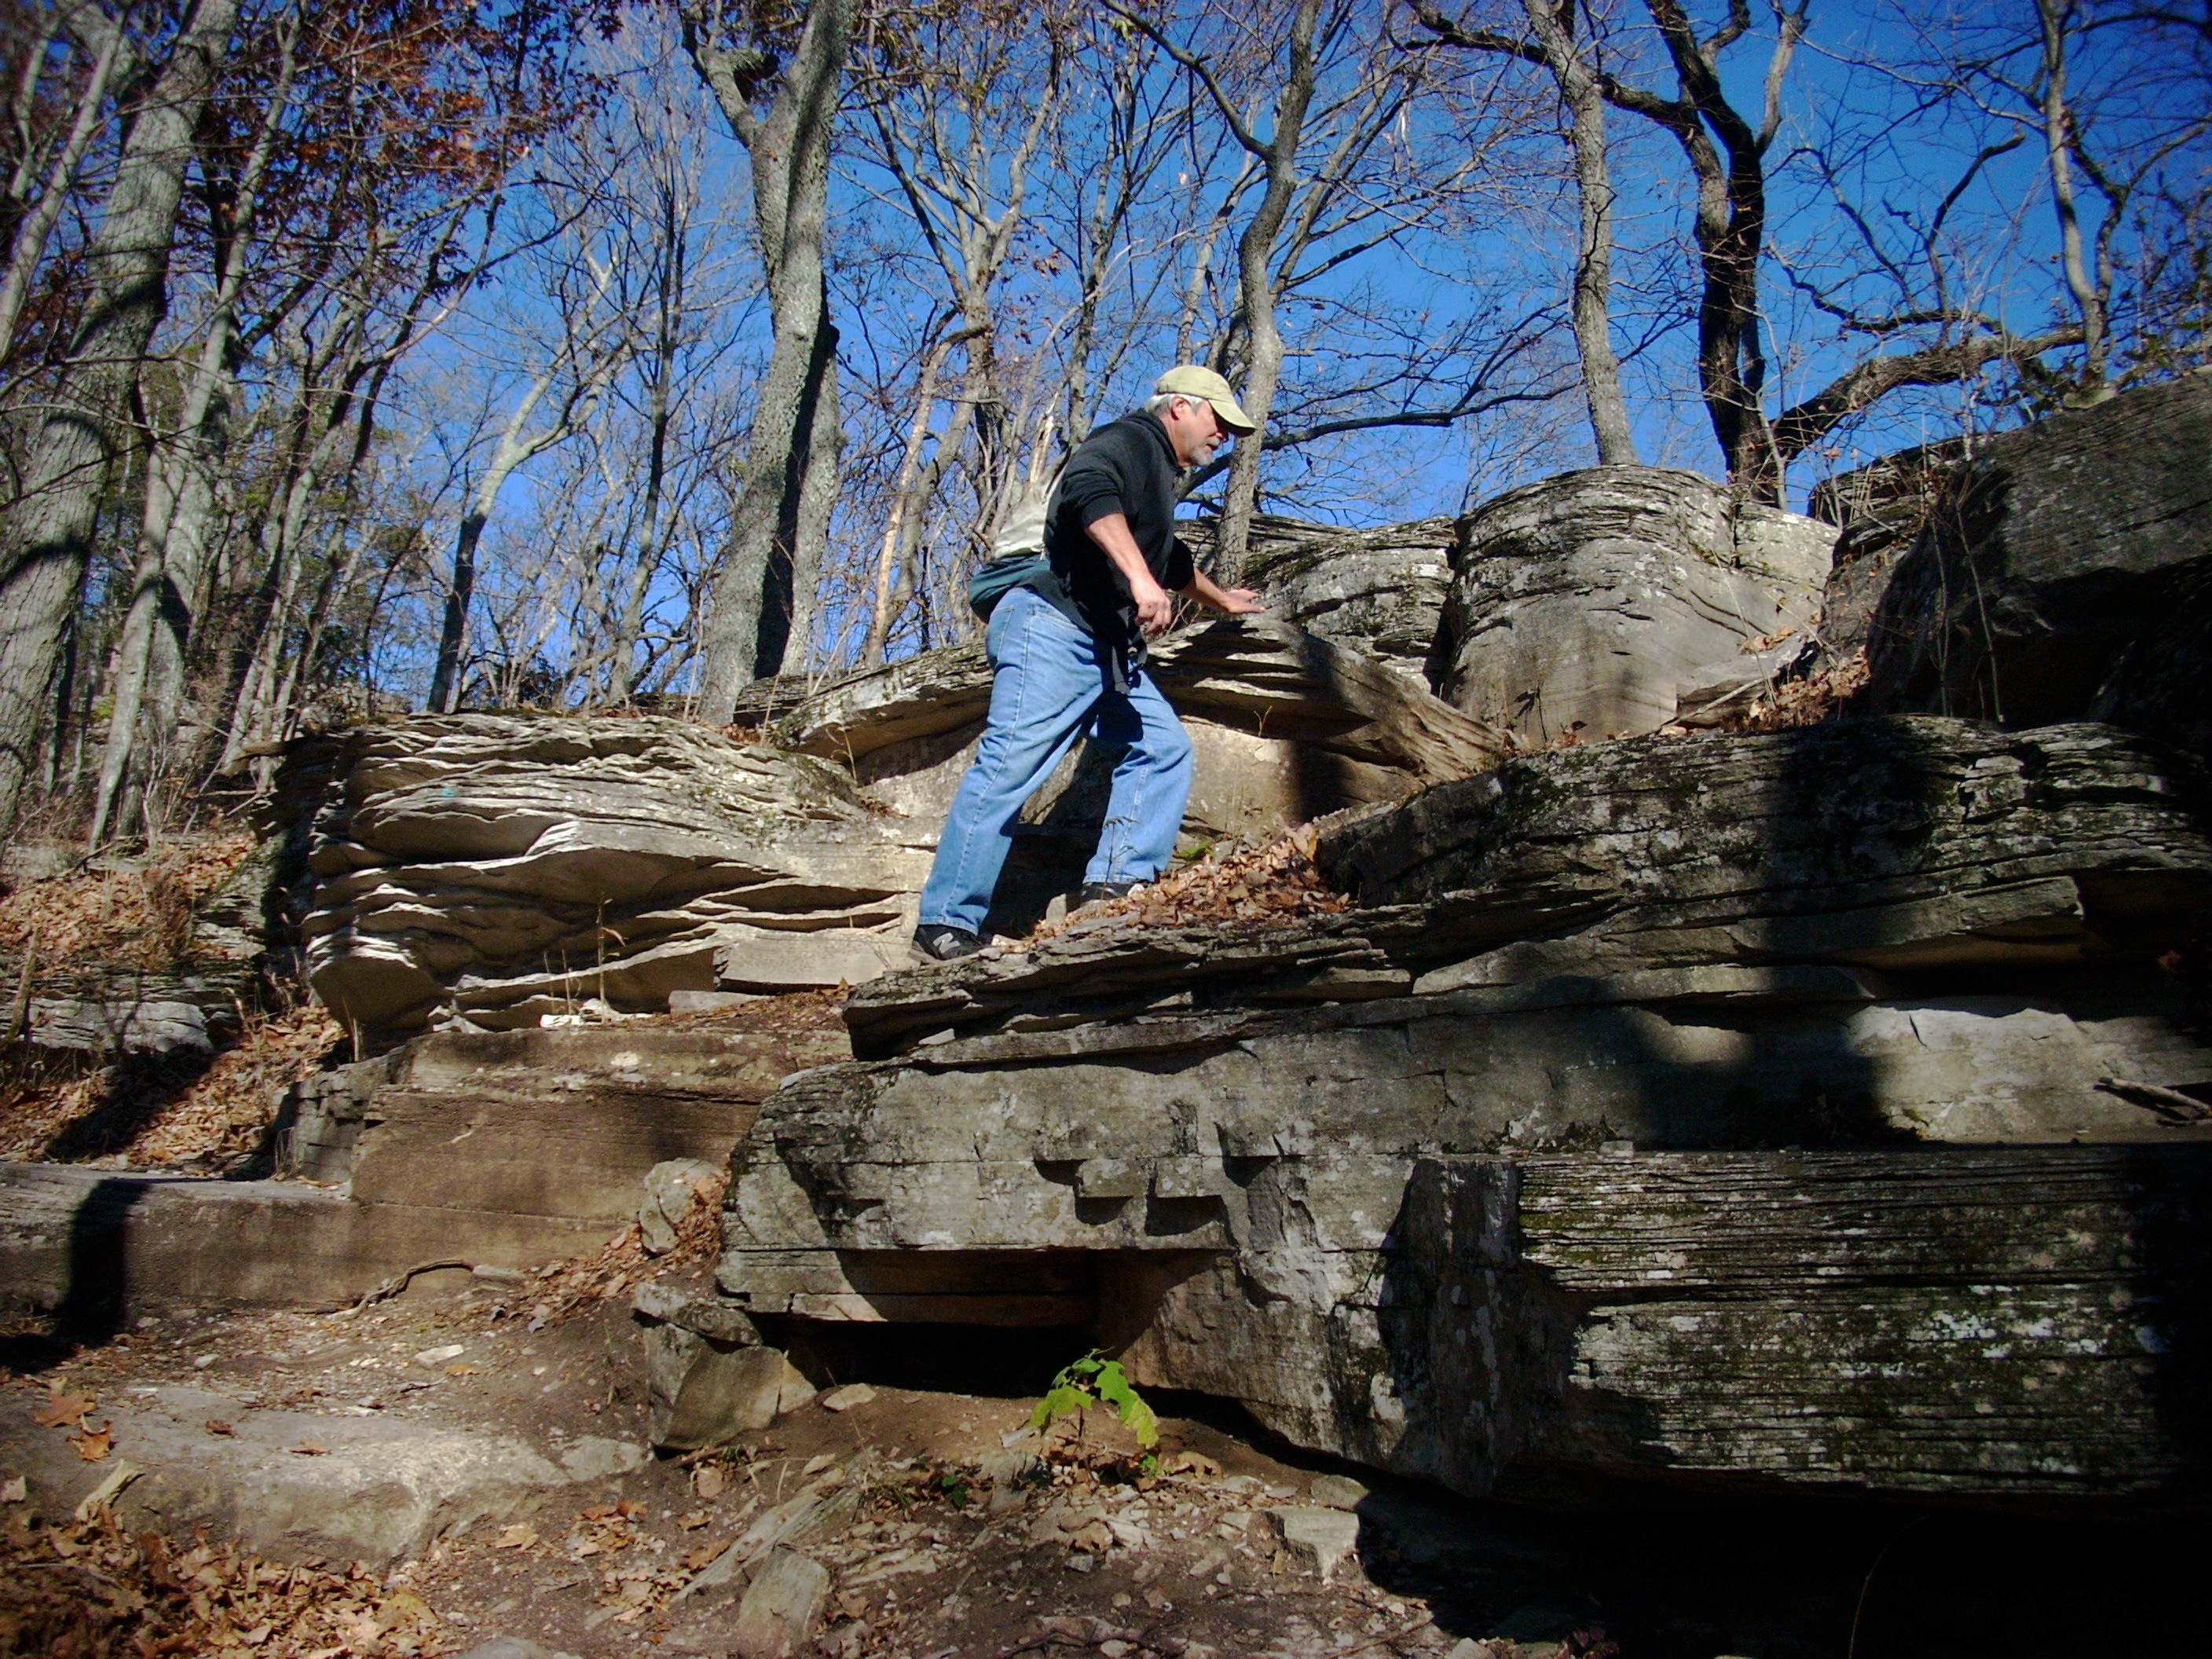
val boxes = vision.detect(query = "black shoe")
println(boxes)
[1074,881,1141,908]
[913,923,983,961]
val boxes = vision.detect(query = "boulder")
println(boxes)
[1438,467,1833,744]
[720,718,2212,1507]
[0,1381,646,1564]
[1861,371,2212,750]
[1185,514,1458,687]
[298,715,933,1046]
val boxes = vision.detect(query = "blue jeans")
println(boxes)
[917,587,1194,936]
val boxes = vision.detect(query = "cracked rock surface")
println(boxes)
[298,716,933,1048]
[1439,466,1834,745]
[724,716,2212,1506]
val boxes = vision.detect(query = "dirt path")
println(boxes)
[5,1272,2208,1658]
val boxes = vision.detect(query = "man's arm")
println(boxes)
[1085,512,1176,635]
[1179,566,1263,616]
[1086,512,1265,635]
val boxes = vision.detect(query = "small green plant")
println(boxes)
[1030,1353,1159,1449]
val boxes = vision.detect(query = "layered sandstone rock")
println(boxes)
[294,622,1507,1040]
[844,719,2212,1057]
[301,716,933,1046]
[1860,370,2212,761]
[1438,467,1834,744]
[1189,514,1457,687]
[721,718,2212,1504]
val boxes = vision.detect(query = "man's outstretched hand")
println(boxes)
[1213,586,1264,616]
[1182,568,1265,618]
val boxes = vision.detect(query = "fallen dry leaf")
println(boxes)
[69,1423,114,1462]
[204,1419,235,1437]
[492,1524,538,1550]
[287,1441,329,1457]
[677,1508,712,1531]
[33,1392,91,1429]
[1,1475,26,1503]
[378,1587,437,1633]
[693,1464,727,1500]
[682,1541,723,1570]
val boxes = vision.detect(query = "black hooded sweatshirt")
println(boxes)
[1019,408,1193,688]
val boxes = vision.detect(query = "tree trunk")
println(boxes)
[1597,0,1802,502]
[684,0,857,719]
[2035,0,2109,394]
[862,329,976,667]
[90,15,295,846]
[1216,0,1325,585]
[1523,0,1636,466]
[216,446,318,774]
[0,9,123,364]
[0,0,237,837]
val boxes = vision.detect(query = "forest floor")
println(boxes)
[5,1247,2210,1659]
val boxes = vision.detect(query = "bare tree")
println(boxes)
[1928,0,2212,404]
[426,245,634,713]
[1115,0,1335,579]
[1116,0,1511,576]
[1413,0,1638,464]
[0,0,237,839]
[86,6,300,847]
[0,0,123,367]
[683,0,857,711]
[845,2,1065,665]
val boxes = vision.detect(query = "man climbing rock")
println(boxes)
[913,365,1265,961]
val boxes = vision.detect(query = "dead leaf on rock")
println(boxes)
[204,1419,236,1437]
[492,1524,538,1550]
[287,1441,329,1456]
[693,1463,728,1500]
[677,1508,712,1531]
[681,1542,721,1571]
[69,1422,114,1462]
[1,1475,27,1503]
[33,1392,91,1429]
[378,1586,436,1633]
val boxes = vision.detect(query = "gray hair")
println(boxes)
[1144,391,1197,416]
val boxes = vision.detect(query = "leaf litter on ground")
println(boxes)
[1026,822,1352,947]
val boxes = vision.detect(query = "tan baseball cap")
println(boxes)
[1154,364,1257,434]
